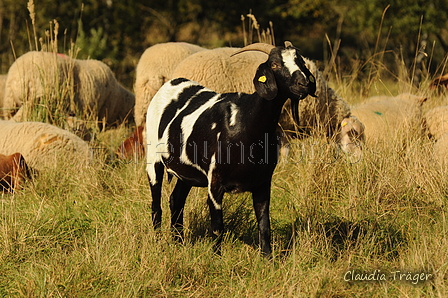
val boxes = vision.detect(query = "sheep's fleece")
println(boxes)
[350,93,427,144]
[0,120,91,171]
[133,42,206,126]
[171,47,352,140]
[433,132,448,166]
[423,105,448,141]
[423,105,448,167]
[0,74,7,118]
[134,44,353,140]
[3,51,135,126]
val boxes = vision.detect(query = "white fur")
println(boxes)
[229,103,238,126]
[282,49,304,78]
[0,120,90,171]
[134,42,206,126]
[4,51,134,126]
[207,154,222,210]
[179,91,221,171]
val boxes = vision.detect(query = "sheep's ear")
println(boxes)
[254,62,277,100]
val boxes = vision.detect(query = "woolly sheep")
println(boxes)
[3,51,135,127]
[350,93,427,145]
[0,152,31,192]
[336,115,365,161]
[0,120,91,171]
[423,105,448,141]
[422,105,448,167]
[171,47,356,147]
[146,42,317,256]
[133,43,361,155]
[133,42,206,127]
[433,132,448,166]
[0,74,8,118]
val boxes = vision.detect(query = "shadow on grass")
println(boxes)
[184,193,407,259]
[277,214,407,260]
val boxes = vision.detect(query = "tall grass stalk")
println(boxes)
[1,4,447,297]
[1,108,448,296]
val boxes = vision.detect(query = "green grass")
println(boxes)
[2,5,447,295]
[3,52,448,297]
[1,114,448,297]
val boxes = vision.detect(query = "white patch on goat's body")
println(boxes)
[207,154,222,210]
[229,103,239,126]
[146,80,199,184]
[282,49,306,79]
[179,92,222,170]
[215,132,221,164]
[211,123,217,130]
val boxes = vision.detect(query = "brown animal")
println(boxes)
[0,152,31,192]
[117,126,145,159]
[429,73,448,90]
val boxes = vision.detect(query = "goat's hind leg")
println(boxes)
[148,162,165,230]
[170,179,192,243]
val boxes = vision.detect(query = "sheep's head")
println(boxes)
[231,41,316,125]
[337,115,365,162]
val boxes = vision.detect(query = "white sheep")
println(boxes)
[133,42,206,127]
[336,115,365,161]
[0,74,8,118]
[133,43,362,156]
[433,132,448,166]
[3,51,135,127]
[0,120,91,171]
[350,93,427,145]
[168,46,360,156]
[421,105,448,167]
[423,105,448,141]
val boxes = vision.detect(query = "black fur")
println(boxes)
[147,44,316,256]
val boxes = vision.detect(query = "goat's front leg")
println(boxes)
[148,162,165,230]
[252,182,272,256]
[207,180,224,254]
[170,179,192,243]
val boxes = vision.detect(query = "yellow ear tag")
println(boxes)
[258,75,267,83]
[341,121,348,127]
[309,75,315,83]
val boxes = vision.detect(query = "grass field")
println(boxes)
[1,79,448,297]
[2,7,448,294]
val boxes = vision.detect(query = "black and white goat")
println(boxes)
[145,42,317,255]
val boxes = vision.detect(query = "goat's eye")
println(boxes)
[271,62,281,69]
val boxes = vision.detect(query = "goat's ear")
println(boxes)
[254,62,277,100]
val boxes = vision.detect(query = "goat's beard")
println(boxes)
[290,98,300,125]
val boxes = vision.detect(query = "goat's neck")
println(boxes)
[238,94,288,131]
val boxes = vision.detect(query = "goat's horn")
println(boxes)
[230,43,275,57]
[284,41,293,47]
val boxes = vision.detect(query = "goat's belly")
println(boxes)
[219,164,276,193]
[165,162,209,187]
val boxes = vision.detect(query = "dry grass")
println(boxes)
[1,3,448,297]
[2,68,448,296]
[2,110,448,297]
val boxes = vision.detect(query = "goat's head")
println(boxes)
[232,41,317,125]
